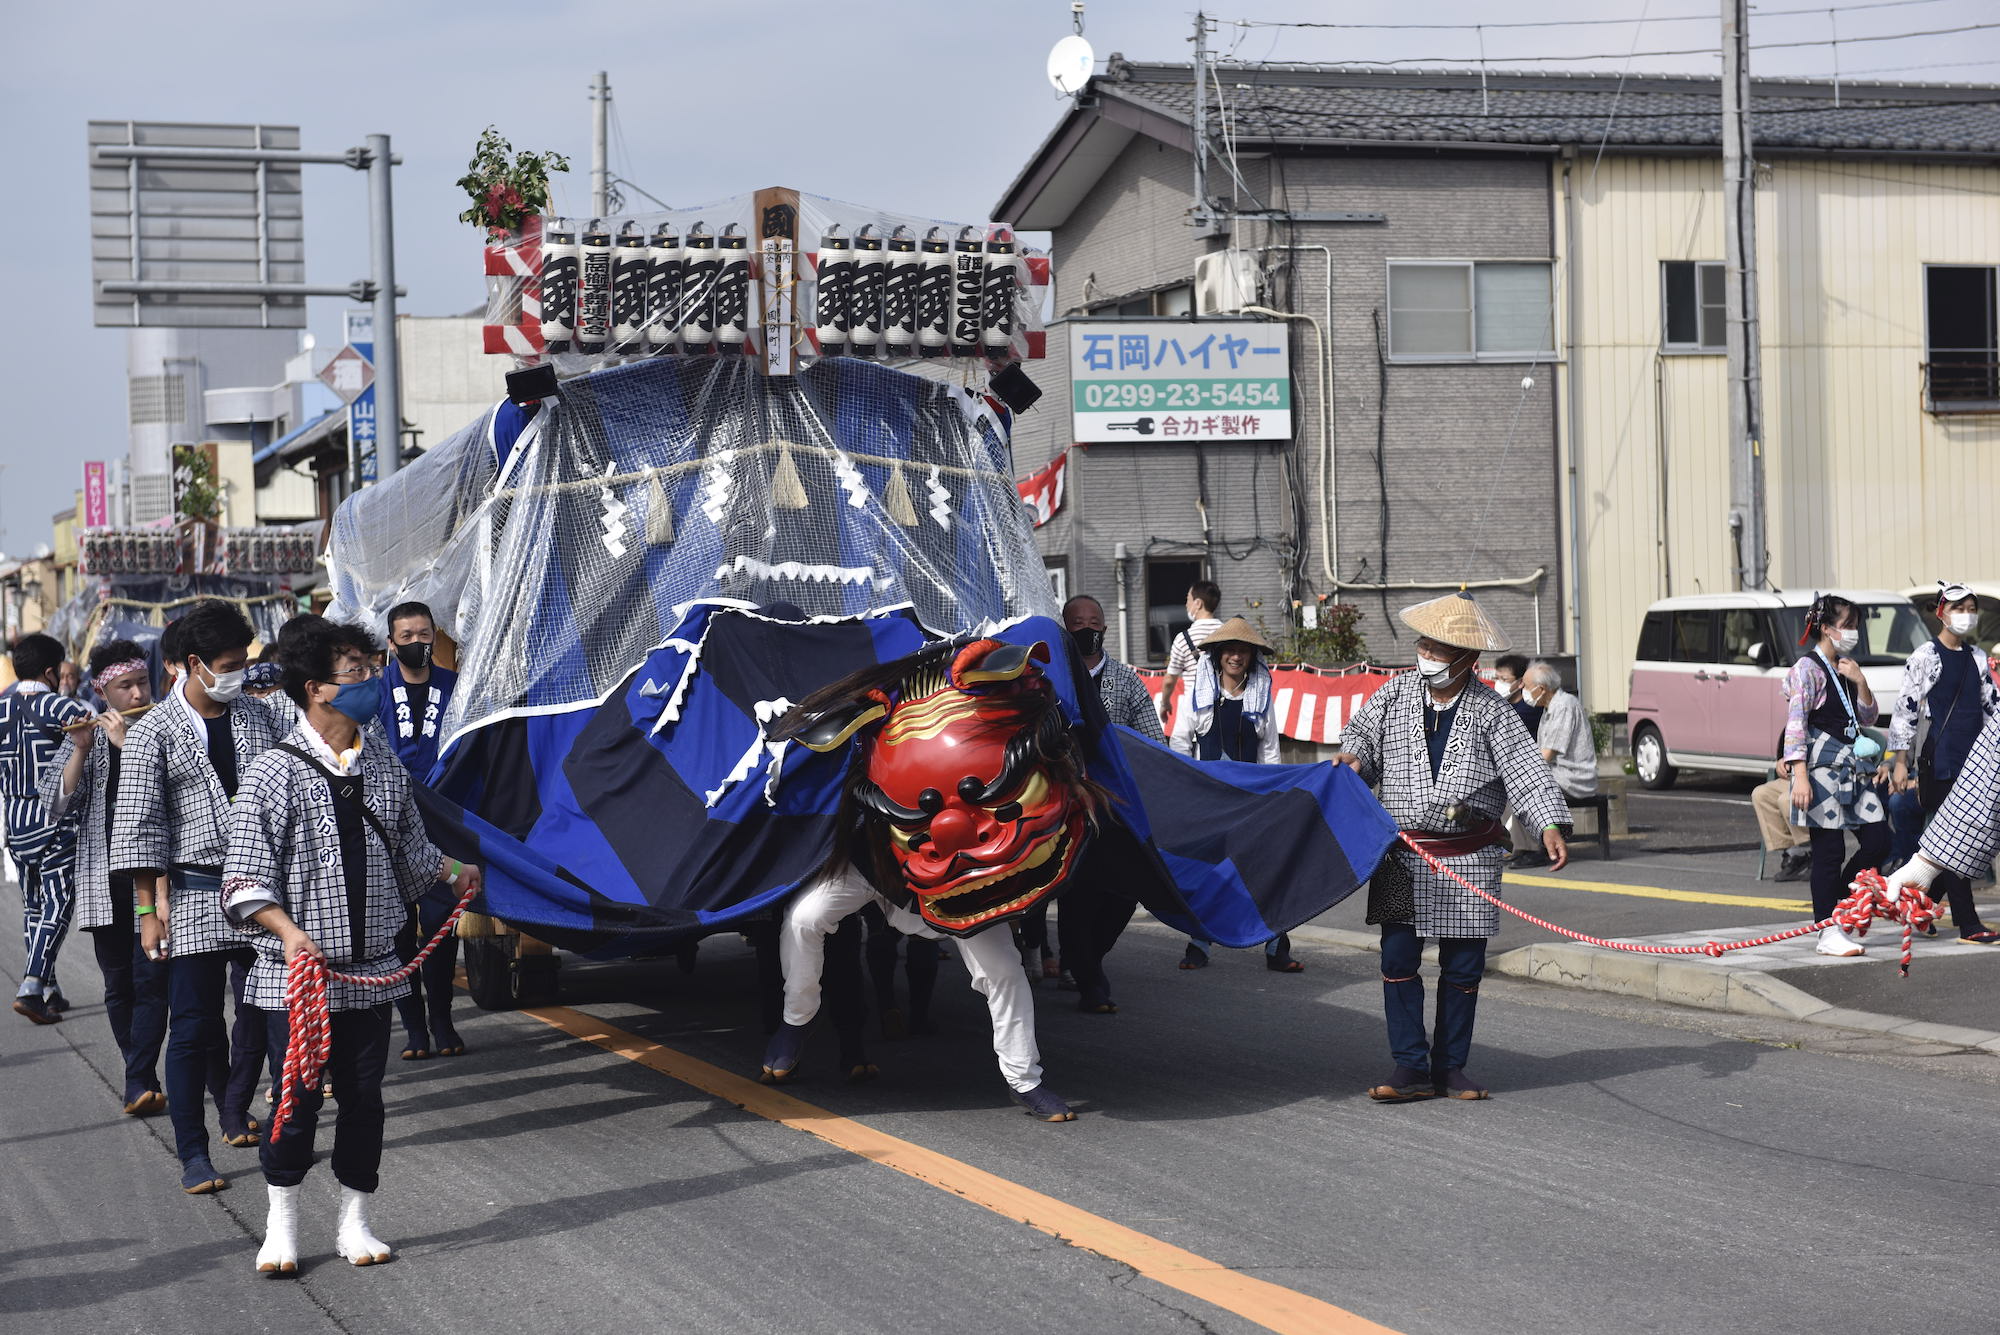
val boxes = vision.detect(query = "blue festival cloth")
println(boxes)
[418,603,1397,957]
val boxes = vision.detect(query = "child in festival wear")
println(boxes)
[224,618,480,1273]
[41,641,168,1112]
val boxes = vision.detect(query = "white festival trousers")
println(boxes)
[778,868,1044,1092]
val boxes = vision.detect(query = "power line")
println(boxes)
[1755,20,2000,50]
[1227,0,1956,33]
[1214,23,2000,68]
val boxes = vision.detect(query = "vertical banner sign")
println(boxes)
[346,311,379,484]
[82,462,109,527]
[1070,321,1292,443]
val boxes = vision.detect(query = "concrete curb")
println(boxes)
[1271,923,2000,1056]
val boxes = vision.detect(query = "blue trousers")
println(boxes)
[1379,923,1488,1074]
[88,900,166,1104]
[163,946,266,1164]
[261,1003,392,1191]
[12,850,74,989]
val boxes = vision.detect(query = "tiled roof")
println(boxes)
[1102,63,2000,155]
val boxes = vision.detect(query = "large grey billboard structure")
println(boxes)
[90,121,309,329]
[87,120,406,478]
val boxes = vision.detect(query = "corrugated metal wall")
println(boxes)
[1566,154,2000,710]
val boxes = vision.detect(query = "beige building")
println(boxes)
[1565,152,2000,705]
[990,64,2000,709]
[401,314,512,458]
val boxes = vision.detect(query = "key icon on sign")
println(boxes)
[1107,417,1156,435]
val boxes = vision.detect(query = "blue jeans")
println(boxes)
[1379,922,1487,1074]
[163,948,241,1165]
[88,902,167,1104]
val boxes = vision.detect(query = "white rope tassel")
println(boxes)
[769,440,810,511]
[884,460,919,527]
[645,470,675,544]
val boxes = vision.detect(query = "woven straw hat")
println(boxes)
[1200,616,1272,653]
[1398,591,1512,653]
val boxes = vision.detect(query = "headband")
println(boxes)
[93,659,148,685]
[245,662,283,688]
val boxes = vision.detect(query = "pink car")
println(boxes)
[1625,591,1924,789]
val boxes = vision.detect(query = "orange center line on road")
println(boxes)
[515,1002,1401,1335]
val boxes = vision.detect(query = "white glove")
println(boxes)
[1887,855,1941,895]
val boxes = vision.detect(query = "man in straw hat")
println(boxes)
[1334,591,1571,1102]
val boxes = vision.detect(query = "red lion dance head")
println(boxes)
[780,638,1099,937]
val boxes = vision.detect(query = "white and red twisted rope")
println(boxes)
[1395,834,1939,977]
[269,882,481,1142]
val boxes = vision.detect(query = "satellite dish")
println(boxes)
[1048,34,1095,96]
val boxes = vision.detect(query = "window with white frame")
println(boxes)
[1662,261,1727,351]
[1387,261,1554,360]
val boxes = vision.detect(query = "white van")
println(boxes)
[1625,590,1925,788]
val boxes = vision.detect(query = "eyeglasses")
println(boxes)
[328,664,381,682]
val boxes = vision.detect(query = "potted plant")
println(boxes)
[457,126,570,239]
[458,128,571,332]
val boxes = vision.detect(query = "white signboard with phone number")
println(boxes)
[1069,321,1291,442]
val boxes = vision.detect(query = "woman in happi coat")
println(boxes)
[1781,594,1891,957]
[1335,592,1570,1103]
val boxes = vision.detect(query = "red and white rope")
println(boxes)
[1394,834,1938,977]
[269,883,481,1142]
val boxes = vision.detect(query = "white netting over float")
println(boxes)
[327,355,1056,746]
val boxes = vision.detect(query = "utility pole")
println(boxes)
[591,71,610,218]
[1722,0,1767,590]
[1190,13,1212,232]
[367,133,401,480]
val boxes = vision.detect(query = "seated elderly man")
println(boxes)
[1509,662,1597,868]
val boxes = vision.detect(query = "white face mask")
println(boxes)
[1946,612,1978,636]
[1416,653,1457,680]
[1827,629,1859,656]
[196,662,246,704]
[1492,677,1516,698]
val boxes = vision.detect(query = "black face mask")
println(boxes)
[1071,627,1105,660]
[394,641,432,670]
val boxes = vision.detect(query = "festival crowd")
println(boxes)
[3,579,1997,1274]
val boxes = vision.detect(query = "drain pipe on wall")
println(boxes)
[1330,568,1550,656]
[1242,285,1334,585]
[1559,148,1588,676]
[1113,541,1131,664]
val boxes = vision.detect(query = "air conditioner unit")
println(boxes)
[1194,250,1261,315]
[130,472,174,525]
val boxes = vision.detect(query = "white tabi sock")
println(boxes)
[336,1186,393,1265]
[257,1184,301,1275]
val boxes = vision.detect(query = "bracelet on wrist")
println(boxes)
[134,904,155,916]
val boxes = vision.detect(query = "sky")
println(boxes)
[2,0,1993,558]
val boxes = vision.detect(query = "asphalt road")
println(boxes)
[5,895,1997,1335]
[1482,772,2000,1032]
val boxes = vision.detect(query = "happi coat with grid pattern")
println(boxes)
[109,685,286,956]
[223,725,441,1011]
[1341,673,1570,938]
[1919,712,2000,882]
[38,731,122,930]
